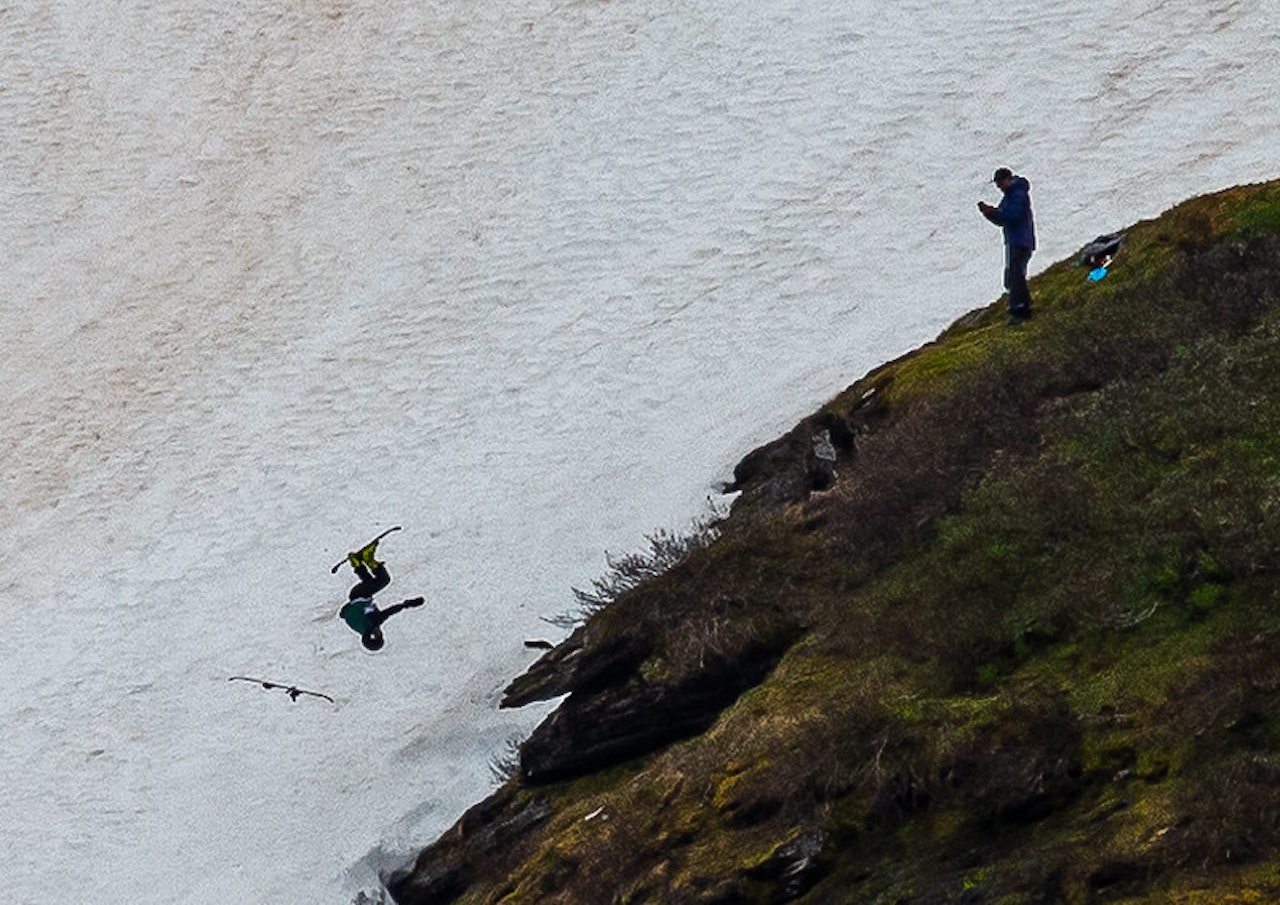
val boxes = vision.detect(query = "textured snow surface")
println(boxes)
[1,1,1276,901]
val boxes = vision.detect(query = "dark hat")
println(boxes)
[993,167,1013,184]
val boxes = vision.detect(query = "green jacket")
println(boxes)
[340,598,377,633]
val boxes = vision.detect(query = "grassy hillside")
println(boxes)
[389,179,1280,904]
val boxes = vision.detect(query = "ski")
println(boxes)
[229,676,336,704]
[330,525,402,573]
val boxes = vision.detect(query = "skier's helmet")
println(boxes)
[362,628,385,651]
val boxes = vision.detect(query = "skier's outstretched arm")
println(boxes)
[376,597,425,622]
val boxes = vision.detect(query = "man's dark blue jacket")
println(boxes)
[989,176,1036,250]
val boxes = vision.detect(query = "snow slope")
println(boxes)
[1,1,1276,901]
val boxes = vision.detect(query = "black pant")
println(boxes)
[1005,244,1033,315]
[349,563,390,601]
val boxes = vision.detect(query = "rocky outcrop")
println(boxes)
[723,373,893,518]
[517,630,798,784]
[501,624,651,709]
[387,611,801,905]
[386,787,550,905]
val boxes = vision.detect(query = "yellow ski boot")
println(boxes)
[349,541,382,570]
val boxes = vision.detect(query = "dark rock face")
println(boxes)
[519,635,795,785]
[501,625,652,708]
[724,381,885,518]
[386,788,550,905]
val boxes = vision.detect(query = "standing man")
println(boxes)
[979,167,1036,323]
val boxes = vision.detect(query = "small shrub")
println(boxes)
[546,515,724,628]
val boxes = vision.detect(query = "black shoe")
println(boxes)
[1007,308,1032,325]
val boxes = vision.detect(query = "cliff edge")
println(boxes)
[390,180,1280,904]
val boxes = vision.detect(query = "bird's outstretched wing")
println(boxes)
[228,676,336,704]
